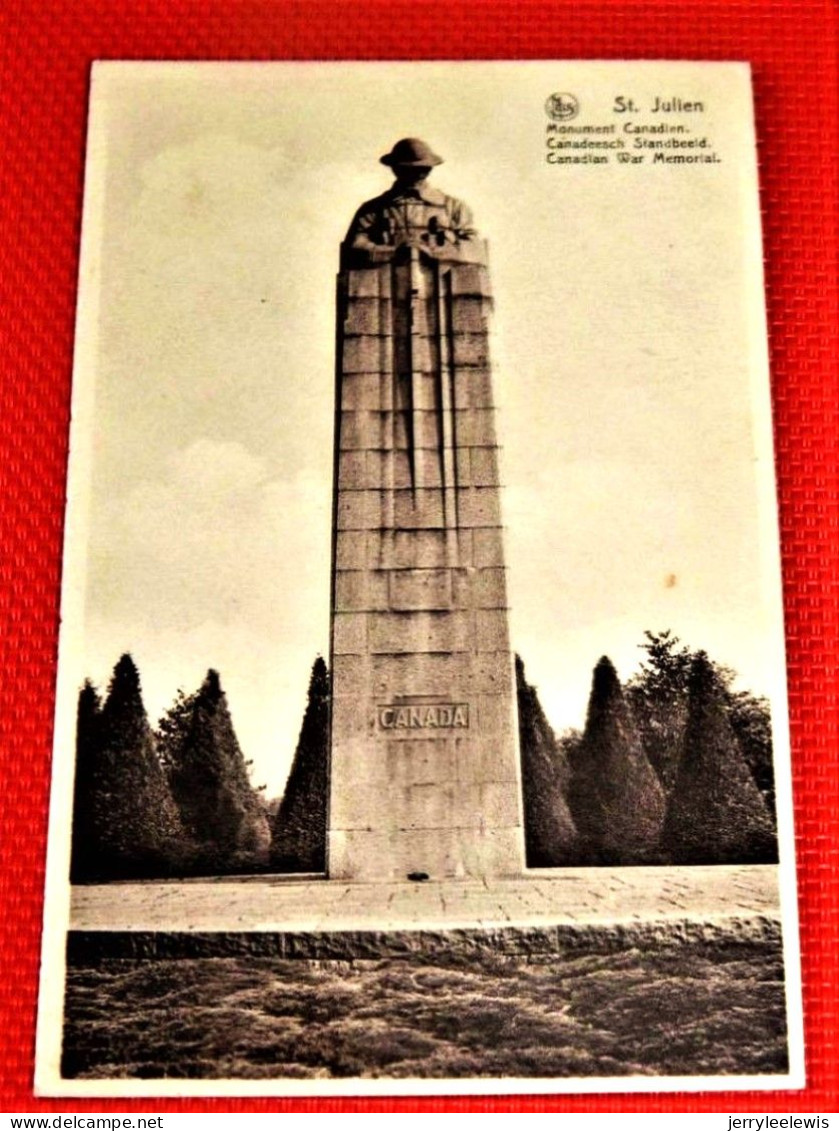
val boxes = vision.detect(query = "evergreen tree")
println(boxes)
[73,655,187,880]
[163,670,270,873]
[625,630,692,793]
[69,680,102,882]
[568,656,667,864]
[625,630,775,814]
[156,687,195,777]
[726,688,776,817]
[662,654,778,864]
[271,657,329,873]
[516,655,578,866]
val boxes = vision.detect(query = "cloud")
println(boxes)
[88,436,330,644]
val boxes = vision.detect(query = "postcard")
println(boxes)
[36,60,803,1096]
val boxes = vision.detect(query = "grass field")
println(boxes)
[62,926,789,1080]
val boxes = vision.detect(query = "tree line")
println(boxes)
[73,656,286,881]
[519,631,778,867]
[70,631,777,882]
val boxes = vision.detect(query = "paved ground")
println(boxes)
[70,864,779,933]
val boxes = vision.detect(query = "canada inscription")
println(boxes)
[378,703,470,731]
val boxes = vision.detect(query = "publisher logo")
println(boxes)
[545,92,579,121]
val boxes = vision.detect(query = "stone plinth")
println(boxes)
[328,242,525,881]
[69,865,781,934]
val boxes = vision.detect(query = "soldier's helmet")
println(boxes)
[380,138,443,167]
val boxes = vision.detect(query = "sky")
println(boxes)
[60,61,785,797]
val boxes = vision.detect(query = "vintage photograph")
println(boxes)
[36,60,802,1095]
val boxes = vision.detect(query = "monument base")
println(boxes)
[328,826,524,883]
[69,865,781,933]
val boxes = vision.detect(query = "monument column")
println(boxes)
[327,138,525,881]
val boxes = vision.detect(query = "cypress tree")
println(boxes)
[270,657,329,873]
[69,680,102,882]
[516,655,578,867]
[77,654,187,879]
[568,656,667,864]
[662,654,778,864]
[165,669,270,873]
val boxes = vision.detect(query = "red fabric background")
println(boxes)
[1,0,837,1113]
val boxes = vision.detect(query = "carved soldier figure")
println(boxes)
[343,137,479,265]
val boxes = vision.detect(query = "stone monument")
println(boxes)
[327,138,525,881]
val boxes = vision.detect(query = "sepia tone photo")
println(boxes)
[36,60,803,1096]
